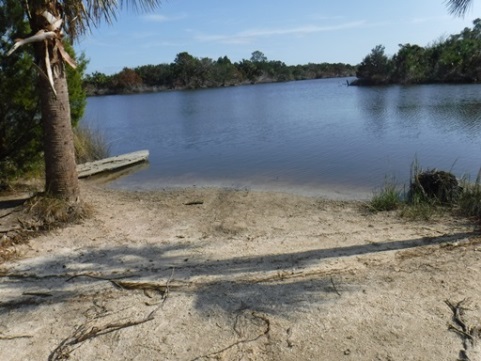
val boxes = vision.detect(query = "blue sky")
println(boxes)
[76,0,481,75]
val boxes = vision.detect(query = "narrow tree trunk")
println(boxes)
[39,64,80,202]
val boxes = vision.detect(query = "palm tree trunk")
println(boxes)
[38,62,80,202]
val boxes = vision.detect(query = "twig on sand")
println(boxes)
[0,226,21,233]
[48,311,156,361]
[330,276,341,297]
[111,279,181,299]
[66,273,128,282]
[109,268,180,301]
[110,279,170,293]
[445,299,472,342]
[0,209,19,219]
[162,267,175,304]
[0,333,33,340]
[0,206,22,218]
[445,299,480,361]
[48,270,175,361]
[191,311,270,361]
[184,201,204,206]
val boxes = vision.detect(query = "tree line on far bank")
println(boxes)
[354,18,481,86]
[84,50,356,95]
[86,18,481,95]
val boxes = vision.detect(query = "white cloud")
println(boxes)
[140,40,181,48]
[410,15,450,24]
[194,33,250,44]
[195,21,367,44]
[241,21,366,37]
[143,14,169,22]
[142,13,187,22]
[308,14,346,21]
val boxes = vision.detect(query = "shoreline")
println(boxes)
[95,175,375,202]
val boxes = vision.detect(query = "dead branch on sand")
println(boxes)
[445,299,481,361]
[48,311,156,361]
[47,271,178,360]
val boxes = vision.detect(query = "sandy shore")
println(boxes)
[1,183,481,360]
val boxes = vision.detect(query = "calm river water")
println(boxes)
[83,78,481,198]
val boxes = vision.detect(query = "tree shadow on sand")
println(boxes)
[0,230,479,319]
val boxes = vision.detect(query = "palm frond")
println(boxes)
[66,0,161,39]
[446,0,473,16]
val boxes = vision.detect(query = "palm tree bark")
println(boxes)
[23,2,81,202]
[38,55,79,201]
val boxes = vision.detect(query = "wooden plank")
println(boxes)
[77,150,149,178]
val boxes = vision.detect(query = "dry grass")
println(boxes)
[25,194,93,228]
[458,174,481,220]
[74,124,110,164]
[0,190,93,264]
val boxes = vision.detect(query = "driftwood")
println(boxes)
[77,150,149,178]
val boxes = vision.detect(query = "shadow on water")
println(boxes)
[1,230,478,317]
[81,161,150,186]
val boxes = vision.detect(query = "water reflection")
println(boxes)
[357,84,481,140]
[178,91,206,148]
[356,87,389,137]
[394,86,424,130]
[429,102,481,139]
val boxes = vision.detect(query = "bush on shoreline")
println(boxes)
[369,165,481,221]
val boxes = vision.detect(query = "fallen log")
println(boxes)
[77,150,149,178]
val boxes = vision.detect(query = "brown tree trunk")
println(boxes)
[38,61,80,202]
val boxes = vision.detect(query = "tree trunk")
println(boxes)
[38,60,80,202]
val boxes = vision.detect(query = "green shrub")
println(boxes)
[370,161,481,222]
[369,181,402,212]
